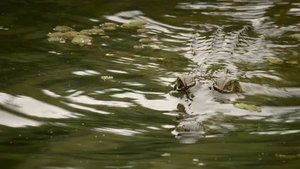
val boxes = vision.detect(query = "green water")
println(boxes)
[0,0,300,168]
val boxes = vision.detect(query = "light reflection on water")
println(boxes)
[112,91,178,111]
[72,70,100,76]
[0,92,79,119]
[0,109,41,127]
[94,127,142,136]
[66,94,134,108]
[66,103,111,115]
[250,129,300,135]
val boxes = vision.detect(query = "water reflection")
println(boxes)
[288,8,300,16]
[0,109,41,127]
[43,88,134,110]
[66,94,133,108]
[177,0,300,38]
[72,70,100,76]
[251,129,300,135]
[242,83,300,98]
[112,91,178,111]
[0,92,78,119]
[0,26,9,31]
[106,10,193,33]
[94,127,142,136]
[146,126,160,130]
[106,69,128,74]
[66,103,111,115]
[122,82,145,87]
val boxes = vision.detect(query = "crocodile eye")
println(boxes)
[226,85,231,90]
[226,82,233,90]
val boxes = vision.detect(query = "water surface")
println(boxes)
[0,0,300,168]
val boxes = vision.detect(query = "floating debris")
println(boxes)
[47,31,79,43]
[48,26,95,46]
[101,22,118,31]
[47,35,66,43]
[235,103,261,112]
[101,75,114,81]
[71,35,92,46]
[62,31,80,39]
[122,20,146,29]
[47,21,152,47]
[80,28,105,35]
[53,25,74,32]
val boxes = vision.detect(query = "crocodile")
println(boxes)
[172,26,268,143]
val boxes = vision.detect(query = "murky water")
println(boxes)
[0,0,300,168]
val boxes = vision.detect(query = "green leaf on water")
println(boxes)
[235,103,261,112]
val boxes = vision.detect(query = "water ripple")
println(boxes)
[72,70,100,76]
[0,109,41,127]
[251,129,300,135]
[0,92,78,119]
[94,127,142,136]
[112,91,178,111]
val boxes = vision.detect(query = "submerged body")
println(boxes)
[172,26,257,142]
